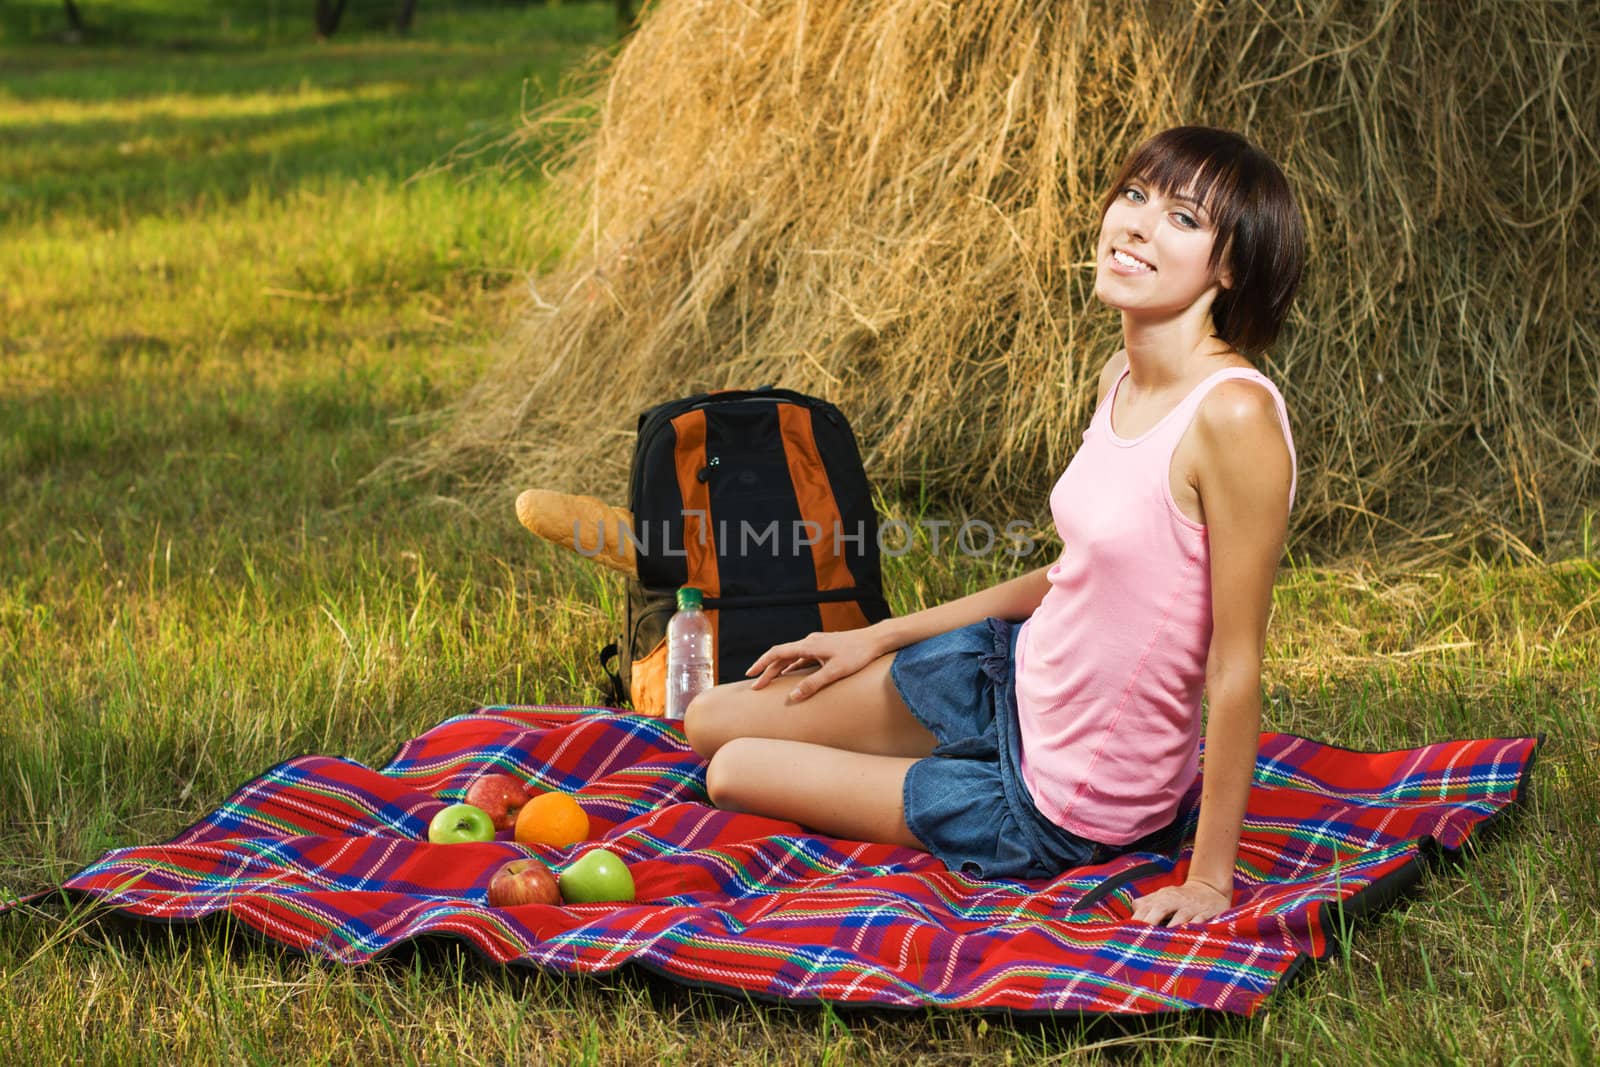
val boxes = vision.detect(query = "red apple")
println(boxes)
[464,773,534,832]
[487,858,561,908]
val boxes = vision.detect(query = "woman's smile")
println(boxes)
[1109,248,1156,274]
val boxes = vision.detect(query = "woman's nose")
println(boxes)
[1119,206,1150,240]
[1133,199,1162,232]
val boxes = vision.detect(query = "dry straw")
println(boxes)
[414,0,1600,562]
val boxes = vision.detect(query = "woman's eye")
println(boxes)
[1176,212,1198,228]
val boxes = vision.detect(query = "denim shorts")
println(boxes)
[891,617,1173,881]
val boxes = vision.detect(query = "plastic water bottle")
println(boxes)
[665,586,715,721]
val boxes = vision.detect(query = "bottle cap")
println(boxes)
[676,586,703,610]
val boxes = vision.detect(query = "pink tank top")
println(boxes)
[1013,365,1295,845]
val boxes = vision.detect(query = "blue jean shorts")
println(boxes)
[891,617,1169,881]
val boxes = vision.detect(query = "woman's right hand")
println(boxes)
[744,629,884,703]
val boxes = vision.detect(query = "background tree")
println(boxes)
[61,0,87,37]
[316,0,422,38]
[314,0,348,38]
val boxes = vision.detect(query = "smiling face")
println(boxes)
[1087,126,1306,359]
[1093,175,1234,321]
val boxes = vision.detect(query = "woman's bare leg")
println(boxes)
[704,737,924,849]
[681,652,936,760]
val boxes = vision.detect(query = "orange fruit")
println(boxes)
[514,790,591,848]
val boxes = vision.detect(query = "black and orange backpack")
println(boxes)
[601,387,892,715]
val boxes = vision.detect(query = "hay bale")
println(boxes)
[421,0,1600,560]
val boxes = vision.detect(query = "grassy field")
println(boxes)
[2,2,1597,1062]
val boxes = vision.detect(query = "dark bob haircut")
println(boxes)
[1097,126,1306,361]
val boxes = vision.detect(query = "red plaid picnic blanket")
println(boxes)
[51,706,1536,1016]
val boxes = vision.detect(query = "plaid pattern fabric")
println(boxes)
[54,707,1536,1016]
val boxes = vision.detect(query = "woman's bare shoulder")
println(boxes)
[1095,350,1129,406]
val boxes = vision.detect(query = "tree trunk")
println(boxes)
[395,0,419,34]
[314,0,348,39]
[62,0,87,34]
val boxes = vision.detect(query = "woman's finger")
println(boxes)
[1130,890,1176,926]
[749,660,789,690]
[750,655,797,689]
[786,665,834,703]
[747,643,807,685]
[746,644,795,676]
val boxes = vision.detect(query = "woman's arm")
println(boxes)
[749,352,1127,701]
[745,565,1053,700]
[1131,380,1293,926]
[867,565,1052,652]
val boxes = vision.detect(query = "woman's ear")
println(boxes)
[1215,242,1235,291]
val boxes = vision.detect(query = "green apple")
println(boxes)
[558,847,635,904]
[428,802,496,844]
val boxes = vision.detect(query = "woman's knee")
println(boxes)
[702,737,760,811]
[681,682,739,759]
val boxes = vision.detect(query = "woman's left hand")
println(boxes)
[1129,879,1232,926]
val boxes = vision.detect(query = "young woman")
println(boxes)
[682,126,1305,927]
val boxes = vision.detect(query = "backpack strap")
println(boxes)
[598,641,624,707]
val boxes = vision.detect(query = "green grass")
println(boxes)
[2,3,1597,1062]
